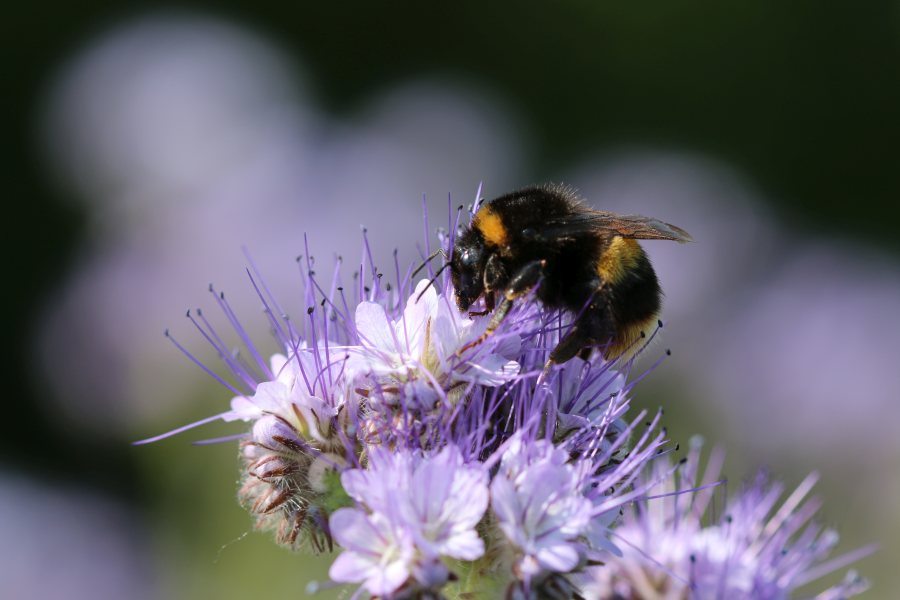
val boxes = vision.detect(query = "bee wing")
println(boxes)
[541,211,693,243]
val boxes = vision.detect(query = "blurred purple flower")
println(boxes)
[0,473,157,600]
[696,244,900,457]
[568,152,900,459]
[35,12,529,435]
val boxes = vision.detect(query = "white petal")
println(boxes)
[400,279,439,353]
[355,302,398,353]
[249,380,289,412]
[268,353,291,383]
[441,530,485,561]
[368,559,411,596]
[329,551,373,585]
[536,543,580,573]
[226,395,260,421]
[338,469,369,503]
[457,356,520,385]
[329,508,383,555]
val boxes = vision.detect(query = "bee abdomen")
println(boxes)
[597,239,662,358]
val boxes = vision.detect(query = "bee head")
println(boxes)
[450,229,486,311]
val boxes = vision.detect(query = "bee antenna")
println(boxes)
[411,248,448,280]
[415,262,450,303]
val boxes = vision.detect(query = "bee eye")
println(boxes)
[461,249,480,267]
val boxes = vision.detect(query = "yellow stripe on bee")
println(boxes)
[597,236,641,284]
[604,313,659,360]
[473,207,509,247]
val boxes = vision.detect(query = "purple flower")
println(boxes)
[329,445,489,596]
[226,351,340,445]
[484,365,668,595]
[577,437,874,599]
[349,278,522,407]
[136,196,872,598]
[490,437,594,579]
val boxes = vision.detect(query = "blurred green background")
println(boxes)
[5,2,899,598]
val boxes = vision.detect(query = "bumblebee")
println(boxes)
[448,184,691,370]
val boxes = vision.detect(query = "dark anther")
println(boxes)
[666,349,672,356]
[657,319,664,328]
[364,286,371,293]
[640,331,646,338]
[320,298,326,307]
[307,307,314,315]
[337,287,343,291]
[164,329,170,337]
[295,255,303,262]
[679,457,688,465]
[220,292,225,299]
[185,309,191,317]
[208,283,214,292]
[385,283,392,291]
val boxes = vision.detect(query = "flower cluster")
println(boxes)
[577,437,875,600]
[140,205,872,598]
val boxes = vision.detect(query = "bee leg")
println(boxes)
[458,260,545,355]
[468,292,495,317]
[550,326,591,363]
[539,296,612,383]
[459,297,512,354]
[483,253,507,291]
[501,259,546,300]
[539,323,592,383]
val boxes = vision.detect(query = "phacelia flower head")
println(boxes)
[577,436,875,600]
[138,192,871,599]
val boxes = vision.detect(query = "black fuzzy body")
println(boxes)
[450,185,673,362]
